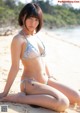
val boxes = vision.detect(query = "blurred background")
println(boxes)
[0,0,80,29]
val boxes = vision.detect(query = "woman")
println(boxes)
[0,3,80,112]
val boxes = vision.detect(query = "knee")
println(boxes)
[73,91,80,105]
[56,97,70,112]
[59,97,70,111]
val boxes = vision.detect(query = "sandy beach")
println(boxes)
[0,28,80,113]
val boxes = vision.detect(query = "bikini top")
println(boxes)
[22,34,46,60]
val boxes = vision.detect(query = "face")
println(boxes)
[25,17,39,33]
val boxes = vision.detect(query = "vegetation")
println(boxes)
[0,0,80,28]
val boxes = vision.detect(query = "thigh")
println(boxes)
[21,78,69,101]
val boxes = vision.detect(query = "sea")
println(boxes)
[51,26,80,47]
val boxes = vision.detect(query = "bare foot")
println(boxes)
[0,92,26,103]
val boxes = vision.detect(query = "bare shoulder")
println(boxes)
[10,33,26,58]
[11,33,25,47]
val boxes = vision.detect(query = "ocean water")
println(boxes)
[51,26,80,47]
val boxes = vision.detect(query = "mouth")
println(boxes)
[28,26,35,31]
[29,26,35,29]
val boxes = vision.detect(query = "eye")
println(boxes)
[35,18,39,22]
[28,17,33,20]
[27,17,39,23]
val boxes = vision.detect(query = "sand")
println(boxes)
[0,28,80,113]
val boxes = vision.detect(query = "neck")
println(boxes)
[23,27,35,36]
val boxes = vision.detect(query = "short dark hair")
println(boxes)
[18,3,43,33]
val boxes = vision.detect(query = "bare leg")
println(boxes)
[0,79,70,112]
[0,92,68,112]
[48,78,80,106]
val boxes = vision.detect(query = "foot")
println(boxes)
[0,92,26,103]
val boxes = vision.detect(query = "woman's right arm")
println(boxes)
[0,36,22,97]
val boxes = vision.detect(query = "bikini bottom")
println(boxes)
[21,77,48,88]
[21,76,55,89]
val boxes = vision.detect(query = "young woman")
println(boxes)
[0,3,80,112]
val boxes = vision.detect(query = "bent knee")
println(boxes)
[72,90,80,105]
[57,97,70,112]
[52,97,70,112]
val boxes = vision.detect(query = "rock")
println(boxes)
[0,29,13,36]
[4,29,12,36]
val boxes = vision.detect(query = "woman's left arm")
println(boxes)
[45,61,57,80]
[45,61,52,77]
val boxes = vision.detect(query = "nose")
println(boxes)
[31,20,37,26]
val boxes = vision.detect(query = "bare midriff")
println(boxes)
[20,57,48,91]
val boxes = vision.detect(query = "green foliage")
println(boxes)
[43,3,80,27]
[0,0,80,28]
[4,0,16,9]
